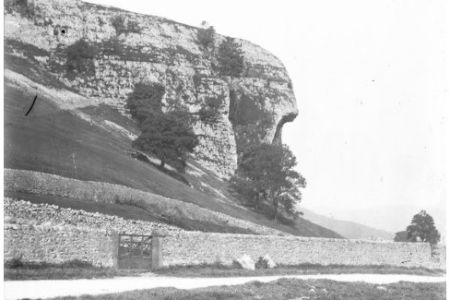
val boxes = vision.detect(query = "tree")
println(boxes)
[406,210,440,244]
[197,22,215,49]
[132,110,198,171]
[216,37,244,76]
[126,83,199,171]
[126,83,165,126]
[232,144,306,220]
[394,231,408,242]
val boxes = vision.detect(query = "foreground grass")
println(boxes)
[154,263,445,277]
[4,261,142,280]
[6,262,444,281]
[47,278,446,300]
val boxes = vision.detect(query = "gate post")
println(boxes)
[151,231,162,269]
[111,231,120,269]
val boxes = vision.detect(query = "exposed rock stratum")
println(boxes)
[4,0,298,177]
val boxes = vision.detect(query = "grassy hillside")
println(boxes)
[4,51,341,238]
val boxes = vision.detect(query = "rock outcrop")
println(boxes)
[4,0,298,177]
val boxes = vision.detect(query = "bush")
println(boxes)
[5,255,23,269]
[229,93,272,126]
[232,260,242,269]
[127,20,141,34]
[197,26,215,48]
[255,256,269,269]
[216,37,244,76]
[192,72,204,90]
[111,15,127,35]
[5,0,32,16]
[198,97,224,125]
[65,39,97,78]
[111,15,141,35]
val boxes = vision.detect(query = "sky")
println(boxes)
[87,0,448,236]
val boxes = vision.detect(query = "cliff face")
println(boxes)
[4,0,298,177]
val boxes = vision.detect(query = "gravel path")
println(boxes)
[4,274,446,300]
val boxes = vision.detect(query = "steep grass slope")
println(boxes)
[4,55,341,238]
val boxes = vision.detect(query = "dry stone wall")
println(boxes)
[161,232,446,269]
[5,168,286,236]
[5,198,182,236]
[4,199,445,269]
[4,222,118,267]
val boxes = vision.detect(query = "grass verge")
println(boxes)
[4,261,142,281]
[45,278,446,300]
[154,263,445,277]
[6,261,444,281]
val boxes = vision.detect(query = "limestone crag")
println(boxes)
[4,0,298,177]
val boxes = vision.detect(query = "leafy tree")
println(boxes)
[65,39,97,78]
[126,83,198,171]
[126,83,165,126]
[197,23,215,48]
[406,210,440,244]
[232,144,306,220]
[394,231,408,242]
[133,110,198,171]
[217,37,244,76]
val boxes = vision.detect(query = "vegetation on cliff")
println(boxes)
[216,37,245,76]
[197,22,216,49]
[111,15,141,35]
[65,39,97,79]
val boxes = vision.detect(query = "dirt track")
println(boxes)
[4,273,446,300]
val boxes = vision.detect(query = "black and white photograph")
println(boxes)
[2,0,448,299]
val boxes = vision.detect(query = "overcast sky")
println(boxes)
[88,0,448,235]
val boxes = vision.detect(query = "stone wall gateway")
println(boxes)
[4,222,445,270]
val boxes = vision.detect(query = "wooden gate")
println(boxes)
[118,234,152,269]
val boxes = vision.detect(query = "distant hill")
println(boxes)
[301,208,394,240]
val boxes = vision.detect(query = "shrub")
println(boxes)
[111,15,141,36]
[98,17,106,26]
[229,94,272,126]
[197,26,215,48]
[198,97,224,125]
[232,260,242,269]
[216,37,244,77]
[111,15,127,35]
[65,39,97,78]
[127,20,141,34]
[255,256,269,269]
[192,72,203,90]
[5,0,32,16]
[5,255,23,269]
